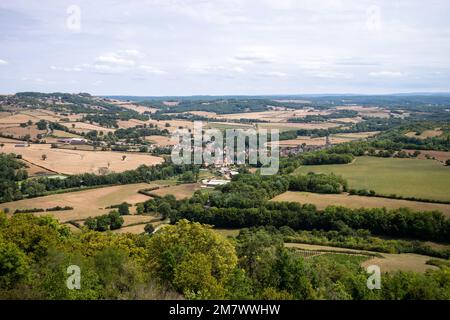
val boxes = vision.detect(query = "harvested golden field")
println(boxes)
[0,136,21,143]
[160,120,195,131]
[274,136,351,147]
[0,183,154,222]
[117,119,147,129]
[361,254,439,273]
[112,224,147,234]
[405,129,443,139]
[272,191,450,216]
[330,117,363,124]
[20,159,55,176]
[20,110,62,122]
[59,121,115,134]
[111,101,157,114]
[336,105,391,118]
[270,132,376,148]
[257,122,340,131]
[0,109,71,124]
[205,122,254,130]
[117,119,194,133]
[332,131,380,139]
[0,143,164,175]
[150,183,202,200]
[215,109,329,123]
[0,125,46,139]
[285,243,440,273]
[121,215,158,226]
[404,149,450,162]
[0,113,39,124]
[0,111,11,118]
[145,135,176,146]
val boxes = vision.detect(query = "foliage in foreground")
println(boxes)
[1,212,450,300]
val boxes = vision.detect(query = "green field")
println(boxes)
[294,156,450,202]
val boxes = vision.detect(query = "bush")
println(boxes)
[144,223,155,234]
[118,202,130,215]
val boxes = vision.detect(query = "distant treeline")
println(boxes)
[0,152,198,203]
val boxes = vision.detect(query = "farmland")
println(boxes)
[271,191,450,216]
[403,149,450,163]
[149,183,202,200]
[145,135,176,146]
[0,143,164,175]
[294,156,450,202]
[0,183,155,222]
[285,243,441,273]
[405,129,443,139]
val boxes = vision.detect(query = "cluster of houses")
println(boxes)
[56,138,88,145]
[279,135,333,156]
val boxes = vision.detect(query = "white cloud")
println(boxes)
[2,0,450,94]
[0,59,8,65]
[96,53,135,66]
[138,65,167,75]
[50,65,82,72]
[260,71,288,77]
[369,71,404,78]
[308,71,353,79]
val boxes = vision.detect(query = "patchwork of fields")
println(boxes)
[1,143,164,175]
[285,243,441,273]
[271,191,450,216]
[0,183,155,222]
[294,156,450,202]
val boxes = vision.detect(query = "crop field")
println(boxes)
[214,109,330,122]
[20,159,55,176]
[0,136,23,143]
[110,101,157,114]
[285,243,440,273]
[405,129,443,139]
[50,130,82,138]
[0,110,81,124]
[271,191,450,216]
[257,122,340,132]
[59,121,116,134]
[149,183,202,200]
[0,125,46,139]
[403,149,450,163]
[294,156,450,202]
[331,131,380,139]
[205,122,253,130]
[1,143,164,175]
[145,135,176,146]
[274,136,352,147]
[361,254,440,273]
[0,183,154,222]
[335,105,391,118]
[119,119,195,133]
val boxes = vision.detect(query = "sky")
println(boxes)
[0,0,450,96]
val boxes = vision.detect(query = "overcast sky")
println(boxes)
[1,0,450,95]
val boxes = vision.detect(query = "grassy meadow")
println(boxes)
[294,156,450,202]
